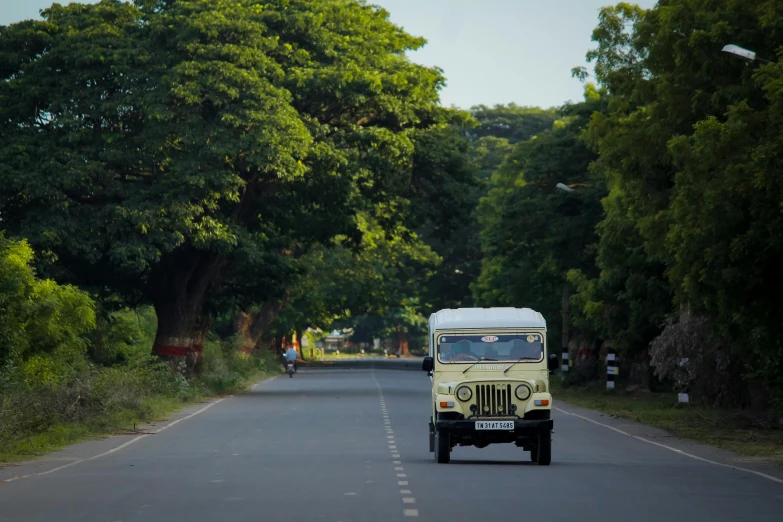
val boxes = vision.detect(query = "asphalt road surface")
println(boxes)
[1,368,782,522]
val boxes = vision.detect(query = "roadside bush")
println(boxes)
[0,236,275,458]
[650,316,746,409]
[198,334,277,395]
[0,234,95,366]
[0,342,274,456]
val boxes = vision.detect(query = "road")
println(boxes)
[1,368,782,522]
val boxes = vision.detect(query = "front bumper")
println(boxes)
[435,418,552,435]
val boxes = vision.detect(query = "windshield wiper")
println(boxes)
[462,357,497,373]
[504,357,532,374]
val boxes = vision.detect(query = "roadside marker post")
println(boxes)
[606,349,616,390]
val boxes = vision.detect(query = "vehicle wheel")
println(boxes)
[429,431,435,452]
[536,430,552,466]
[289,372,293,378]
[529,448,538,462]
[434,428,450,463]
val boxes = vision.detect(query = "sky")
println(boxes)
[0,0,657,109]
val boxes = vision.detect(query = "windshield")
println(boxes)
[437,333,544,363]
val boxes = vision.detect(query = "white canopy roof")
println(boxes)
[429,307,546,331]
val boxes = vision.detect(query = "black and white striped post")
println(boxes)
[606,348,616,390]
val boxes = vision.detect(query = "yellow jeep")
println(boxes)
[422,307,558,465]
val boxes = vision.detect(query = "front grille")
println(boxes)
[474,383,513,417]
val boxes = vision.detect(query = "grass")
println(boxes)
[0,395,184,464]
[0,361,278,465]
[551,380,783,465]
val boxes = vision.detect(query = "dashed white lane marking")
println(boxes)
[555,406,783,484]
[372,370,422,519]
[3,397,228,483]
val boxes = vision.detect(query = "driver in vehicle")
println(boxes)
[451,340,477,361]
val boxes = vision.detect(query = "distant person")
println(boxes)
[284,346,299,372]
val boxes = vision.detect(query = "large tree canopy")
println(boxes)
[0,0,462,364]
[569,0,783,407]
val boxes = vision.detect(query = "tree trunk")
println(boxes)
[149,248,227,377]
[152,297,208,378]
[295,329,306,361]
[235,302,283,355]
[397,327,410,357]
[234,311,254,355]
[249,302,282,349]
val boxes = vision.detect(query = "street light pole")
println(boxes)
[561,283,569,375]
[553,181,590,375]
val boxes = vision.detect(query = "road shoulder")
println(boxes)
[555,400,783,483]
[0,375,276,483]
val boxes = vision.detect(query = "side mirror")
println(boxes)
[422,356,434,372]
[547,353,559,372]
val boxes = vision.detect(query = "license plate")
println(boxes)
[475,421,514,430]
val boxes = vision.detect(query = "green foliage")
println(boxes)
[414,105,558,312]
[468,104,558,145]
[473,91,606,345]
[0,0,463,347]
[274,212,440,342]
[569,0,783,409]
[0,236,274,459]
[0,234,95,369]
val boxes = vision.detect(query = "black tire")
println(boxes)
[434,428,450,463]
[429,432,435,452]
[536,430,552,466]
[530,448,538,462]
[289,372,293,378]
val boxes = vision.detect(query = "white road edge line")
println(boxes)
[3,398,225,483]
[554,406,783,484]
[4,374,278,484]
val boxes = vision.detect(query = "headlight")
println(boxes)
[515,384,531,400]
[456,385,472,402]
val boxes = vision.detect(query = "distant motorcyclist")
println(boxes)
[283,346,299,372]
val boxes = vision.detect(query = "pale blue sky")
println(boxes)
[0,0,657,109]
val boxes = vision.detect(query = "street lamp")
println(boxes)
[555,182,591,193]
[721,44,770,63]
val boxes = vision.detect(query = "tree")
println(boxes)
[468,104,558,145]
[0,0,460,371]
[414,105,558,311]
[572,0,783,402]
[473,89,606,347]
[274,212,440,353]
